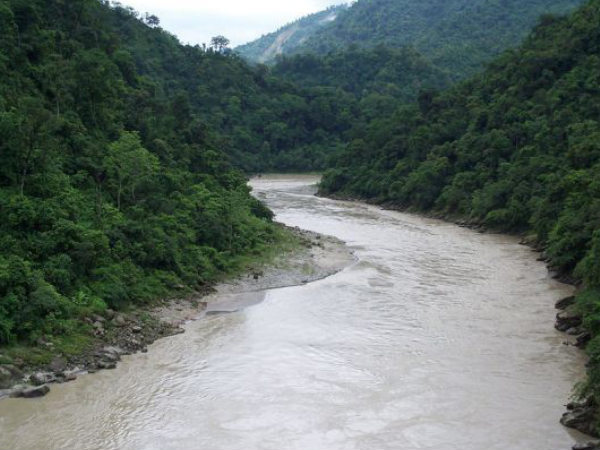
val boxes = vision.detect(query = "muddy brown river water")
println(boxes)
[0,175,588,450]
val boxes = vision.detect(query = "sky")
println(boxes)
[119,0,342,47]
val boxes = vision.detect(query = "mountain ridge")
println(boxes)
[235,5,347,64]
[240,0,585,78]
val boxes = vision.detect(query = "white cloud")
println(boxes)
[118,0,342,46]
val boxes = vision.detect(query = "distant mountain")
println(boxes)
[235,5,347,64]
[286,0,585,78]
[273,46,450,105]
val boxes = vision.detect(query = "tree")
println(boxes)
[144,13,160,27]
[104,131,159,210]
[210,35,230,52]
[0,98,56,195]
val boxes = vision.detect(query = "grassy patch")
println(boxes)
[218,224,303,281]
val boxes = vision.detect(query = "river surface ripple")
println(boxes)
[0,175,587,450]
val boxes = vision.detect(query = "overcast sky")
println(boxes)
[119,0,342,47]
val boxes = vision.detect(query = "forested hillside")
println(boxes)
[273,46,450,107]
[295,0,584,78]
[321,0,600,419]
[0,0,288,348]
[85,5,353,173]
[236,5,347,64]
[101,2,441,173]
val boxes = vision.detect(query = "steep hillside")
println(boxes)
[321,0,600,428]
[296,0,585,77]
[236,5,347,64]
[273,45,451,108]
[0,0,282,349]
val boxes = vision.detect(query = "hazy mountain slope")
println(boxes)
[236,5,347,64]
[273,46,451,105]
[296,0,585,77]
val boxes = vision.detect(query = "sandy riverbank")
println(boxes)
[155,226,355,322]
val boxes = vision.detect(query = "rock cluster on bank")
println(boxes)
[573,441,600,450]
[0,307,193,400]
[562,397,598,437]
[555,296,592,348]
[554,295,599,445]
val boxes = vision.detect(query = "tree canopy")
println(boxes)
[0,0,282,345]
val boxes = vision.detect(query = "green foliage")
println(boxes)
[577,231,600,287]
[323,0,600,270]
[104,131,159,209]
[295,0,584,78]
[273,46,450,104]
[0,0,282,345]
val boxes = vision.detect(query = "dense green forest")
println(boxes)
[321,0,600,418]
[95,5,351,173]
[235,5,347,64]
[273,46,450,106]
[0,0,290,348]
[293,0,584,78]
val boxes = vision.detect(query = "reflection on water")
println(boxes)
[0,175,586,450]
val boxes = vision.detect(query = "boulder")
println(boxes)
[21,385,50,398]
[562,399,597,436]
[101,352,120,363]
[59,370,78,382]
[577,332,593,348]
[573,442,600,450]
[0,366,14,389]
[556,308,583,332]
[9,384,27,398]
[105,309,116,320]
[30,372,54,386]
[102,346,125,356]
[562,409,591,428]
[97,361,116,370]
[556,296,577,310]
[127,338,140,347]
[113,315,127,327]
[131,326,142,333]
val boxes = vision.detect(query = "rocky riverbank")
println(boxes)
[0,227,355,400]
[320,191,596,449]
[553,295,600,450]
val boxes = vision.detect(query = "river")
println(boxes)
[0,175,587,450]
